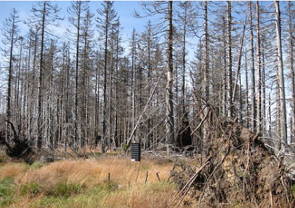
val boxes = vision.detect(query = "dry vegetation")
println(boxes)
[0,154,182,208]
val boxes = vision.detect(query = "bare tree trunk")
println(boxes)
[147,21,153,149]
[114,27,120,147]
[222,17,228,116]
[37,2,46,149]
[102,4,110,153]
[29,28,38,141]
[233,18,246,106]
[94,52,100,148]
[131,29,136,143]
[65,47,70,151]
[262,43,266,135]
[166,1,174,154]
[182,3,188,116]
[249,1,257,132]
[245,50,249,128]
[203,1,210,152]
[268,92,272,137]
[227,1,233,118]
[6,9,17,142]
[288,1,295,143]
[256,1,262,133]
[275,0,288,150]
[16,37,23,129]
[74,2,81,149]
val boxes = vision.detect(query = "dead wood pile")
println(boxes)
[170,118,295,207]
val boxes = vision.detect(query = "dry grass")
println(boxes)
[0,156,180,208]
[17,157,172,188]
[0,163,28,180]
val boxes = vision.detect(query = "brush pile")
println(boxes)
[171,115,295,207]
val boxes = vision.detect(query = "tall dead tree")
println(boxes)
[227,1,233,118]
[31,1,59,149]
[249,1,257,132]
[202,1,210,150]
[288,2,295,142]
[3,9,19,141]
[130,29,137,143]
[97,1,118,152]
[222,16,228,116]
[166,1,174,154]
[256,1,262,133]
[275,0,287,150]
[74,1,81,148]
[36,2,46,149]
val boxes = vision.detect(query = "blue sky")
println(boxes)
[0,1,155,43]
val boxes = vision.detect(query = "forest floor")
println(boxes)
[0,152,190,208]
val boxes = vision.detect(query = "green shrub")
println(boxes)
[32,196,68,208]
[291,184,295,196]
[0,177,15,206]
[30,161,44,169]
[104,181,118,192]
[20,183,41,196]
[121,144,129,152]
[48,183,84,198]
[0,153,8,163]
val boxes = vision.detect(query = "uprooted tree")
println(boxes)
[170,105,295,207]
[0,121,35,164]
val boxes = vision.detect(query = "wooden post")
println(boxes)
[107,172,111,183]
[145,171,149,184]
[156,172,161,182]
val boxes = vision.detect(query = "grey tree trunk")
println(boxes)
[256,1,262,133]
[166,1,174,154]
[249,1,257,132]
[74,2,81,149]
[6,9,18,142]
[102,2,110,153]
[275,0,288,149]
[288,2,295,142]
[37,2,46,149]
[227,1,233,118]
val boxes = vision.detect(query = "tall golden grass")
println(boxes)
[0,156,181,208]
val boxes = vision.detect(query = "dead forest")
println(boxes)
[0,1,295,207]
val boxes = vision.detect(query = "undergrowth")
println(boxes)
[0,156,176,208]
[0,177,15,207]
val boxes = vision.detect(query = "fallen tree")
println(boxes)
[170,107,295,207]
